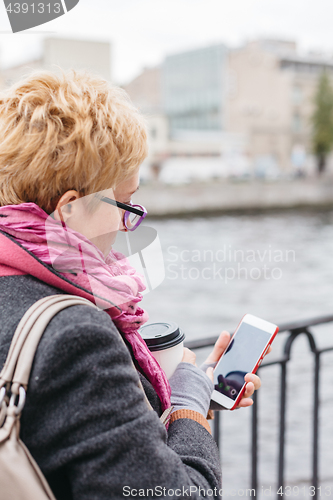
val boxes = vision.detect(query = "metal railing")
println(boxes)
[185,315,333,498]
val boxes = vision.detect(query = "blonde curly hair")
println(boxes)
[0,71,148,213]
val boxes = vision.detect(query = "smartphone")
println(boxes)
[211,314,279,410]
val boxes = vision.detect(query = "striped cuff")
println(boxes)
[169,409,212,434]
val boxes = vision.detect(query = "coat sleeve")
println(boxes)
[20,305,222,500]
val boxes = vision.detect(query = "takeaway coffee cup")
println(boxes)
[139,322,185,379]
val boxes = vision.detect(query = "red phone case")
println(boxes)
[219,315,279,410]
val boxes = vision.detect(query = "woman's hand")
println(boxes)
[181,347,197,365]
[198,331,271,408]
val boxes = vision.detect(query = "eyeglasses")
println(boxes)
[99,196,147,231]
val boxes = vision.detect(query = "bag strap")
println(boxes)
[0,295,98,394]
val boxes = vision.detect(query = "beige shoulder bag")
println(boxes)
[0,294,98,500]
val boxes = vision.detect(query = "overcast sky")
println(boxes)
[0,0,333,84]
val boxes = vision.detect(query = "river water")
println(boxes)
[139,209,333,497]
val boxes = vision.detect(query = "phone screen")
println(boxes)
[213,323,272,401]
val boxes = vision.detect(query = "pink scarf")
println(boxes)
[0,203,171,412]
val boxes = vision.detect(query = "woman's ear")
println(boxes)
[53,190,80,222]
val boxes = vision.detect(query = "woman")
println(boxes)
[0,71,263,499]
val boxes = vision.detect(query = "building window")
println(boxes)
[293,113,302,133]
[292,86,302,104]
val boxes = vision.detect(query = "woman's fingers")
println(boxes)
[181,347,197,366]
[244,373,261,391]
[235,374,261,408]
[237,396,254,408]
[236,383,255,408]
[206,367,214,383]
[204,331,230,365]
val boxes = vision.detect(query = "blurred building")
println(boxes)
[162,44,227,134]
[226,39,333,174]
[125,66,162,114]
[0,38,111,89]
[125,39,333,179]
[124,44,242,181]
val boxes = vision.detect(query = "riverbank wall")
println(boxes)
[133,177,333,217]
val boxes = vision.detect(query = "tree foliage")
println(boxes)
[311,71,333,174]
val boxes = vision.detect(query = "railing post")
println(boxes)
[251,389,258,493]
[213,410,221,450]
[278,361,287,496]
[312,352,320,497]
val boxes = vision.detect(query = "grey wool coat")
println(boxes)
[0,230,222,499]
